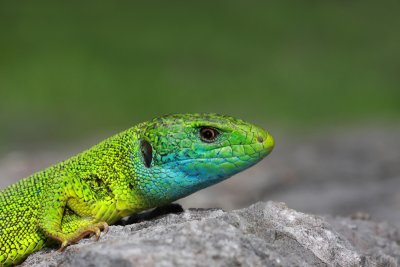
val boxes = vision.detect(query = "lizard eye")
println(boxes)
[199,127,219,143]
[140,140,153,168]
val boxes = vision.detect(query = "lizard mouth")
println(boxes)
[160,141,272,173]
[262,132,275,154]
[159,132,274,168]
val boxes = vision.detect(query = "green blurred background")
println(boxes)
[1,1,399,154]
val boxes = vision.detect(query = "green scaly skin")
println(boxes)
[0,113,274,266]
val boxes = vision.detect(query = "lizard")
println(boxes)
[0,113,274,266]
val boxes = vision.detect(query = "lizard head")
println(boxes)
[133,113,274,205]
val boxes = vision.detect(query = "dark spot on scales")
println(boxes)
[257,136,264,143]
[95,176,103,187]
[128,182,135,191]
[91,174,112,193]
[140,140,153,168]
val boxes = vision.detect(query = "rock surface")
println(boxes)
[21,202,400,267]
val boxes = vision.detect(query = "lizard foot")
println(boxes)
[57,222,109,252]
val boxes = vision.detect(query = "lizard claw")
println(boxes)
[93,227,101,241]
[58,240,70,252]
[56,221,110,251]
[93,222,109,241]
[100,222,109,234]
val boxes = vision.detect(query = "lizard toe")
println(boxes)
[100,222,110,234]
[58,240,70,252]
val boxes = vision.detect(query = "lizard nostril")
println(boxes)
[257,136,264,143]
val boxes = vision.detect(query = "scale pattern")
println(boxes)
[0,113,274,266]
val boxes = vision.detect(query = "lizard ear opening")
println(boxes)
[140,140,153,168]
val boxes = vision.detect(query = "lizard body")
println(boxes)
[0,113,274,266]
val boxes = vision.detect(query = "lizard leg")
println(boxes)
[38,176,109,251]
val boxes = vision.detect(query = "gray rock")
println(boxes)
[20,202,400,267]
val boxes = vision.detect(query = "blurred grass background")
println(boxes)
[0,1,399,154]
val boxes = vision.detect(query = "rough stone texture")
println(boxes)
[20,202,400,267]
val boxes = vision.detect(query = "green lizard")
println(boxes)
[0,113,274,266]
